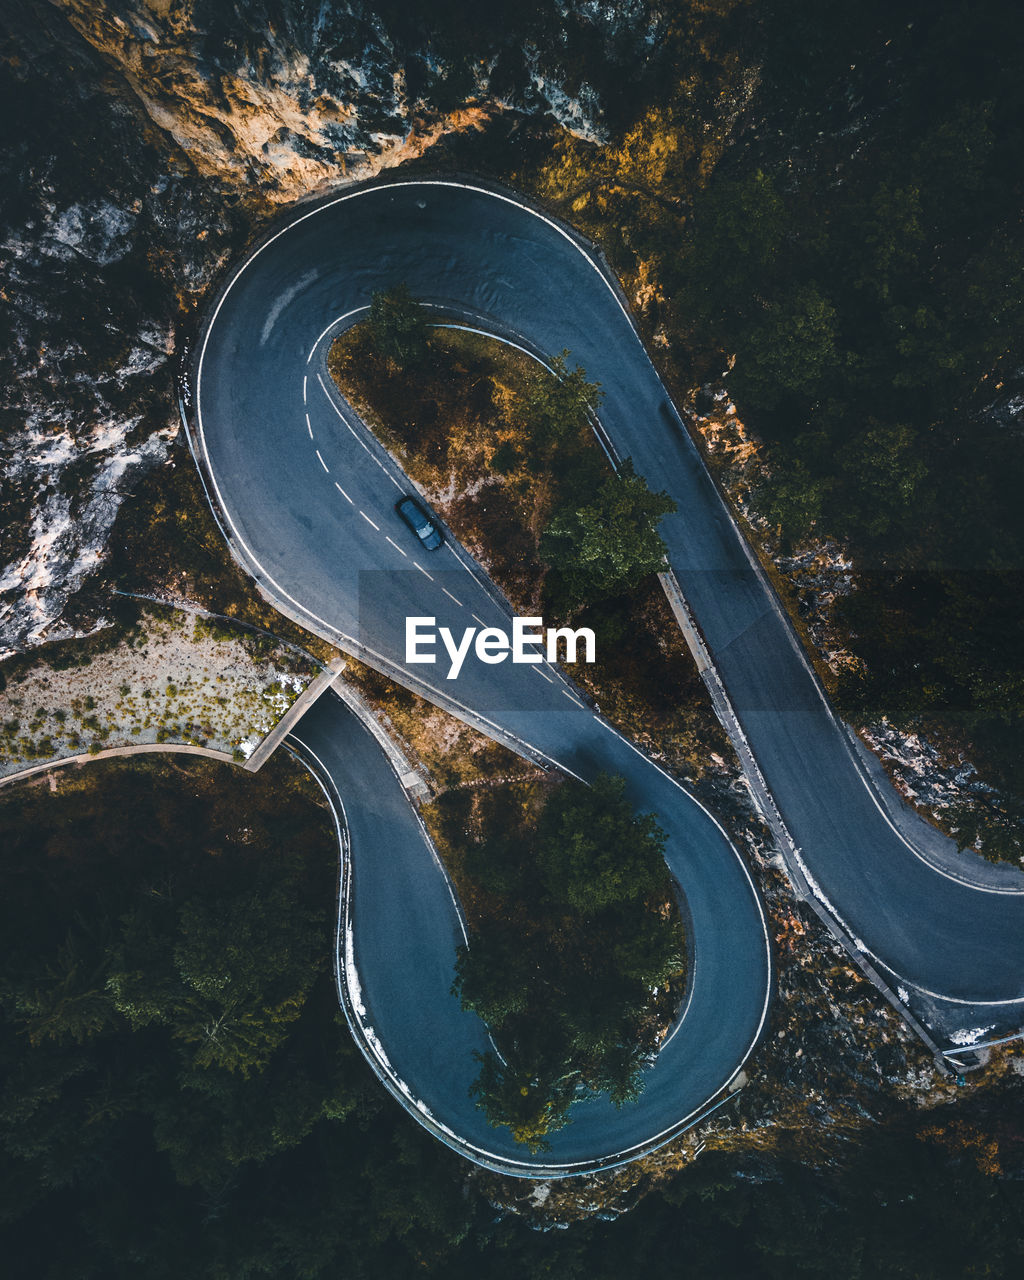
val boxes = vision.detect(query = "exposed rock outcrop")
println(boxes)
[52,0,662,202]
[2,0,665,654]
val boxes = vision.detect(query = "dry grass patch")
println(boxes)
[329,323,737,788]
[0,607,318,775]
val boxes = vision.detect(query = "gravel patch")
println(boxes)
[0,608,317,775]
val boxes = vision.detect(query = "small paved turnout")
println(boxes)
[189,177,1024,1173]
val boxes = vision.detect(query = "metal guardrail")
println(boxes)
[656,567,953,1071]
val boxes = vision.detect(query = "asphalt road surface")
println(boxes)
[290,691,767,1175]
[192,177,1024,1170]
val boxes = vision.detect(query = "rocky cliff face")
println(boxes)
[55,0,663,204]
[1,0,665,655]
[1,4,237,655]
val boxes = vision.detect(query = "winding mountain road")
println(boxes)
[190,176,1024,1174]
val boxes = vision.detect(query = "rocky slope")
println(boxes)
[1,5,229,655]
[1,0,666,655]
[54,0,649,198]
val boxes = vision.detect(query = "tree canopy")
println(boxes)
[450,774,684,1149]
[664,0,1024,855]
[536,771,671,913]
[517,349,603,448]
[540,462,676,607]
[368,283,430,368]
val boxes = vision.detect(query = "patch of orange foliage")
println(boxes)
[918,1117,1002,1177]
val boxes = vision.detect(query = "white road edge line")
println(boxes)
[317,372,404,492]
[308,305,368,363]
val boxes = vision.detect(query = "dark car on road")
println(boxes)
[395,494,444,551]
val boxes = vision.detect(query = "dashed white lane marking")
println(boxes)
[302,375,308,402]
[334,481,353,504]
[471,612,487,627]
[194,191,634,789]
[561,689,585,708]
[413,560,434,581]
[532,666,554,683]
[360,510,380,531]
[442,588,463,607]
[386,536,408,557]
[315,449,329,473]
[317,373,403,491]
[306,413,314,439]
